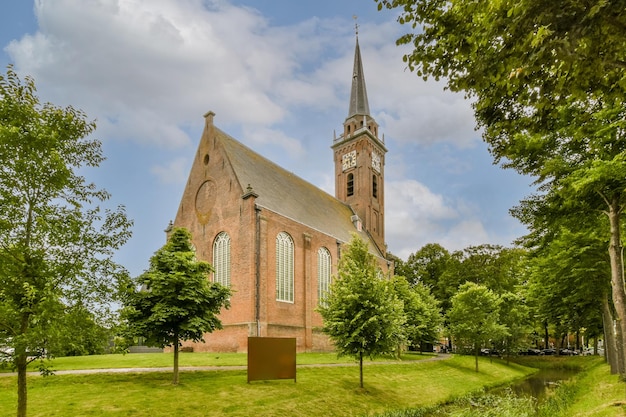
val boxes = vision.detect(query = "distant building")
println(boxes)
[170,35,390,352]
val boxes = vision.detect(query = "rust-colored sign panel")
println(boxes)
[247,337,296,383]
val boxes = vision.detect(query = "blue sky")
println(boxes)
[1,0,534,276]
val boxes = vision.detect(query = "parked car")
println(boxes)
[0,347,14,363]
[521,348,541,355]
[559,348,578,356]
[540,348,556,355]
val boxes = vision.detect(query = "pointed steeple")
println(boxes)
[348,36,370,118]
[332,27,387,256]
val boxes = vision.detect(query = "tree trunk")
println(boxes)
[606,199,626,377]
[602,292,619,374]
[359,351,363,389]
[16,354,27,417]
[474,344,479,372]
[17,312,30,417]
[173,334,179,385]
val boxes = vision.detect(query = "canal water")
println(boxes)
[417,365,580,416]
[493,367,579,404]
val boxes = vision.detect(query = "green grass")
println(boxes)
[372,356,625,417]
[538,357,626,417]
[0,355,534,417]
[0,351,437,372]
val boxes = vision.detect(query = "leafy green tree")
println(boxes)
[0,66,132,417]
[122,227,231,385]
[495,291,530,359]
[391,276,442,354]
[448,282,507,372]
[377,0,626,375]
[524,217,613,360]
[317,235,405,388]
[398,243,451,298]
[397,243,450,287]
[47,303,113,357]
[451,245,524,295]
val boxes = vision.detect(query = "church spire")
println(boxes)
[333,23,386,256]
[347,32,370,118]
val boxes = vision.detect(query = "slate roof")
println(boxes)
[348,37,370,118]
[215,126,384,258]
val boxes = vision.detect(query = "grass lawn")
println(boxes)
[0,355,534,417]
[0,351,437,372]
[542,357,626,417]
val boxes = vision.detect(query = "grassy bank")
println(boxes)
[0,355,533,417]
[371,356,626,417]
[538,357,626,417]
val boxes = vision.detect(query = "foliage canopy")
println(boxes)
[122,227,231,384]
[0,65,132,417]
[317,235,404,388]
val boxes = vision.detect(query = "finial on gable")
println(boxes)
[242,183,259,200]
[353,15,359,37]
[204,110,215,128]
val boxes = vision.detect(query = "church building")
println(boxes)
[169,36,390,352]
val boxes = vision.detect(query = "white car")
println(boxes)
[0,347,14,362]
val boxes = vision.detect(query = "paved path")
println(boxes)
[0,354,451,377]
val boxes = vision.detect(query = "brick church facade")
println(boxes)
[169,36,390,352]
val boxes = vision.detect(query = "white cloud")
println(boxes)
[385,179,497,258]
[385,179,455,256]
[7,0,300,146]
[2,0,528,270]
[6,0,478,151]
[150,156,190,184]
[241,125,306,159]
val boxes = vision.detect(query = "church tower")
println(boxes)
[332,34,387,255]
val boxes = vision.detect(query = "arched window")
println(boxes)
[372,174,378,199]
[347,173,354,197]
[213,232,231,287]
[276,232,294,303]
[317,247,332,307]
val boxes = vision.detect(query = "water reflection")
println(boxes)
[494,368,579,403]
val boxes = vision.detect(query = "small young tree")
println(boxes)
[122,227,230,384]
[317,235,405,388]
[447,282,507,372]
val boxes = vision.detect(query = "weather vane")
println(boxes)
[353,15,359,37]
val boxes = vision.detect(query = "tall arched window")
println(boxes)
[347,173,354,196]
[372,174,378,199]
[317,247,332,307]
[276,232,294,303]
[213,232,231,287]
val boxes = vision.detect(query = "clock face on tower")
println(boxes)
[342,150,357,171]
[372,151,381,173]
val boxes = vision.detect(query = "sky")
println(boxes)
[0,0,535,277]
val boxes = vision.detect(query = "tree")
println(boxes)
[317,235,405,388]
[447,282,507,372]
[0,66,132,417]
[47,303,113,357]
[495,291,530,360]
[397,243,451,294]
[391,276,442,354]
[523,215,614,362]
[377,0,626,375]
[122,227,231,385]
